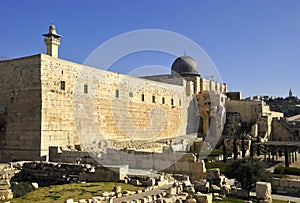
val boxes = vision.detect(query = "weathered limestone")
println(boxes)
[0,180,13,201]
[256,182,272,201]
[194,180,209,193]
[205,168,220,186]
[272,178,300,195]
[65,199,74,203]
[194,193,212,203]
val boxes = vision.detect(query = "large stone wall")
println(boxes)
[226,100,263,123]
[0,55,42,161]
[272,178,300,195]
[40,54,194,157]
[0,54,227,162]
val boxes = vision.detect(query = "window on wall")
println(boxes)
[162,97,165,104]
[84,84,88,94]
[60,81,65,90]
[152,95,155,103]
[171,98,174,106]
[129,92,133,97]
[179,99,181,106]
[141,94,145,101]
[115,90,119,98]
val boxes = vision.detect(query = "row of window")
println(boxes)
[116,89,179,106]
[60,81,88,94]
[60,81,180,106]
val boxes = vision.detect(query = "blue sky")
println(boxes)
[1,0,300,97]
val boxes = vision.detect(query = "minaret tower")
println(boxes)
[42,24,62,58]
[289,88,293,97]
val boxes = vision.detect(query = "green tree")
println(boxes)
[241,135,245,158]
[224,157,272,194]
[249,139,254,157]
[233,139,238,160]
[223,139,227,163]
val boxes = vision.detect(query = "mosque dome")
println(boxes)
[171,55,199,76]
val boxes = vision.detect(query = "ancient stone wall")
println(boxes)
[272,178,300,195]
[40,54,193,157]
[0,55,42,161]
[226,100,263,123]
[11,162,126,186]
[271,118,296,141]
[49,147,206,181]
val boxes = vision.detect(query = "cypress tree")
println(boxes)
[223,139,227,163]
[233,139,238,160]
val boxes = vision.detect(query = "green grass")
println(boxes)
[213,197,245,202]
[206,161,228,173]
[3,182,143,203]
[213,197,296,203]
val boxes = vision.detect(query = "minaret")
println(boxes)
[289,88,293,97]
[42,24,62,58]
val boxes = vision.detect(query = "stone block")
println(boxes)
[271,178,279,188]
[211,185,220,193]
[0,180,10,190]
[194,193,212,203]
[256,182,272,200]
[32,182,39,189]
[78,199,87,203]
[194,180,209,193]
[166,187,177,195]
[112,185,121,193]
[288,179,300,189]
[65,199,74,203]
[0,189,13,199]
[186,198,197,203]
[231,186,237,196]
[146,178,156,186]
[279,179,289,188]
[236,188,248,198]
[221,184,231,196]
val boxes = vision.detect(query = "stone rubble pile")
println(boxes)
[0,163,20,201]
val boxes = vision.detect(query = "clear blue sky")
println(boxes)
[1,0,300,98]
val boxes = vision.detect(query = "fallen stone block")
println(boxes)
[221,184,231,196]
[65,199,74,203]
[32,182,39,189]
[256,182,272,201]
[146,178,156,186]
[194,193,212,203]
[236,188,249,198]
[166,187,177,195]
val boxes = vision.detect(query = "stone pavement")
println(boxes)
[272,194,300,202]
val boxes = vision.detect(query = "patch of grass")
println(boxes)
[213,197,245,203]
[213,198,296,203]
[206,161,228,173]
[7,182,144,203]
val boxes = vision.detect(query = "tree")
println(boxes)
[233,139,238,160]
[249,139,254,157]
[256,136,260,156]
[224,157,272,194]
[223,139,227,163]
[241,135,245,158]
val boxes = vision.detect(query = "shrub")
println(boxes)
[11,182,35,198]
[274,167,300,176]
